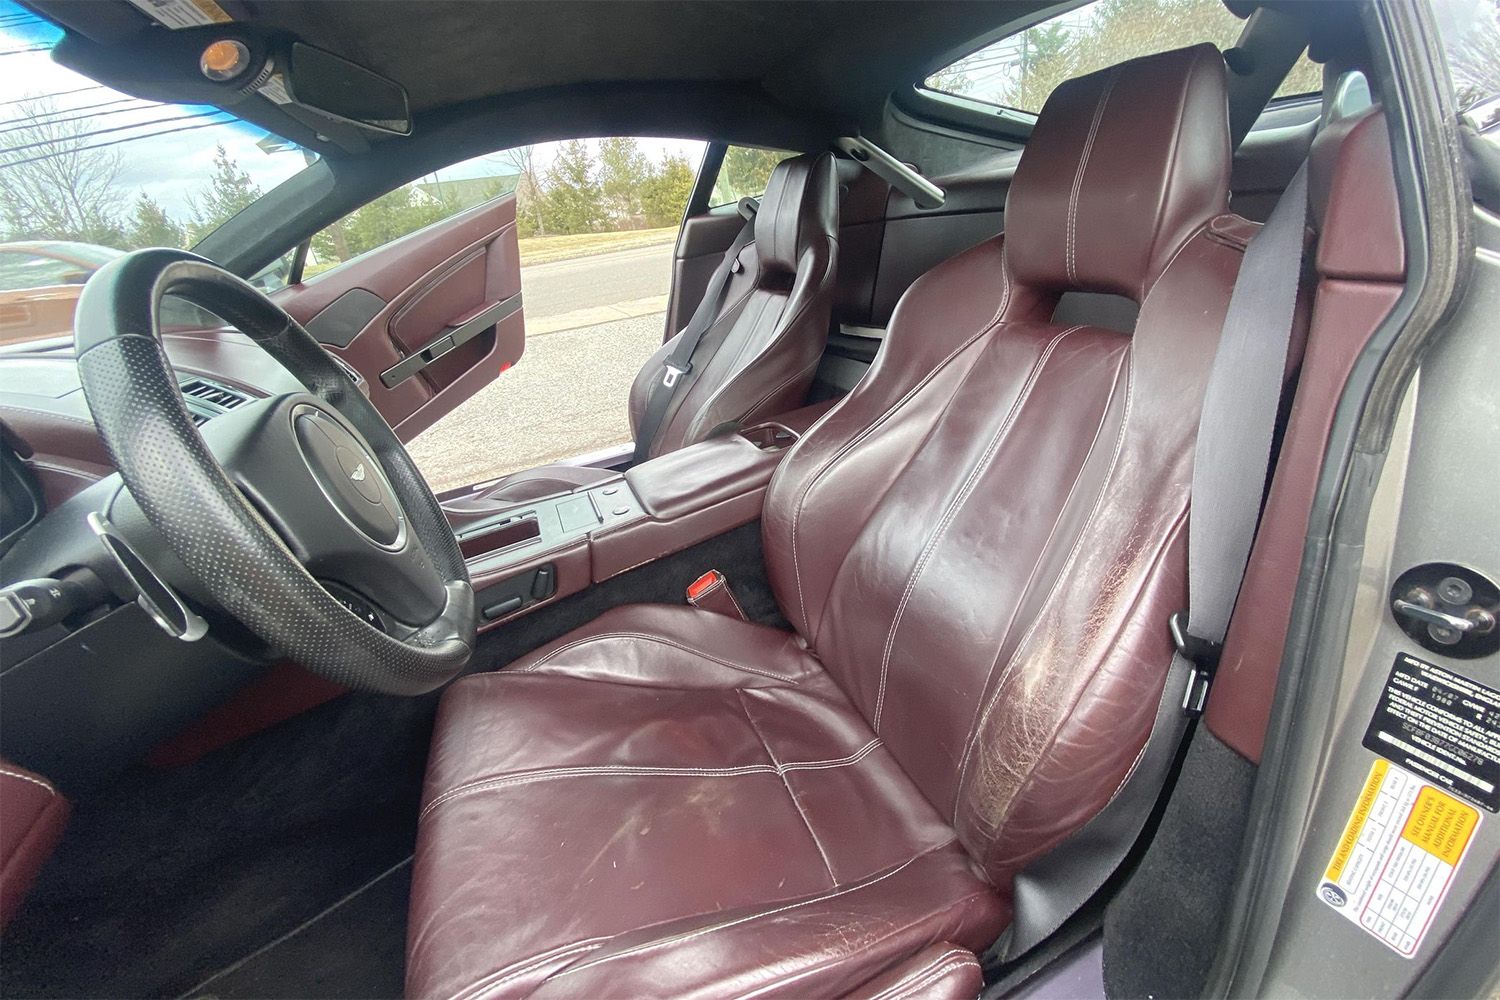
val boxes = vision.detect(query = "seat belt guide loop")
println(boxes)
[1170,610,1222,716]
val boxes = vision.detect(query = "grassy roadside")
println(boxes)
[517,227,677,266]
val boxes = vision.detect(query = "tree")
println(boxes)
[597,136,650,226]
[540,139,602,234]
[716,146,785,205]
[126,193,184,249]
[1443,0,1500,114]
[505,145,546,236]
[641,153,695,228]
[0,96,126,246]
[188,144,261,241]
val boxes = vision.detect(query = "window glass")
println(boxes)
[1432,0,1500,139]
[0,0,313,346]
[709,146,795,207]
[400,137,708,495]
[923,0,1322,115]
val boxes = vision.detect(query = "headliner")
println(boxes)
[32,0,1057,149]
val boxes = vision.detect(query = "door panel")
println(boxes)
[273,193,524,441]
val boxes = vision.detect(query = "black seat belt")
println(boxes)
[631,199,758,466]
[986,163,1310,968]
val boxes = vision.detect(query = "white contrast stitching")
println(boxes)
[420,740,884,820]
[446,937,608,1000]
[863,950,979,1000]
[549,845,956,980]
[516,631,804,684]
[737,689,837,884]
[872,326,1082,730]
[788,246,1013,639]
[0,767,55,795]
[1067,69,1118,285]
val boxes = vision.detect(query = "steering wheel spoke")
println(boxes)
[73,249,475,695]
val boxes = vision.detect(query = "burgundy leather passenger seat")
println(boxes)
[442,153,839,517]
[408,45,1246,998]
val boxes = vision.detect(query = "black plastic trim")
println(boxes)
[379,292,521,389]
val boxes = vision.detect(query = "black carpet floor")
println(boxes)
[1,522,781,999]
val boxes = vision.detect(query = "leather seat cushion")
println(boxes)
[407,604,1006,999]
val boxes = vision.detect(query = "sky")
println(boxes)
[0,0,703,230]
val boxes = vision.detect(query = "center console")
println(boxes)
[457,401,830,629]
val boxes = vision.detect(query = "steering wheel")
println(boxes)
[73,248,476,695]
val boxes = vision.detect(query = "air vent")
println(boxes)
[179,377,250,425]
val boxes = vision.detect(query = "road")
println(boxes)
[519,243,673,322]
[406,243,677,493]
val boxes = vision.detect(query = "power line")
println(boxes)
[0,97,155,128]
[0,116,235,169]
[0,108,231,155]
[0,86,103,108]
[0,99,162,134]
[0,45,49,56]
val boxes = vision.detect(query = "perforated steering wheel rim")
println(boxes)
[73,248,476,695]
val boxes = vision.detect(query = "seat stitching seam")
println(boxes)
[947,341,1129,814]
[952,344,1136,810]
[0,767,55,795]
[445,937,609,1000]
[862,951,979,1000]
[873,325,1082,729]
[878,956,981,1000]
[789,247,1012,637]
[736,689,839,886]
[722,887,992,999]
[947,227,1207,821]
[549,841,962,979]
[517,631,804,683]
[1067,69,1119,284]
[420,740,884,819]
[685,245,836,443]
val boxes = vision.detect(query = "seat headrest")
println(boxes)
[755,151,838,276]
[1005,44,1231,300]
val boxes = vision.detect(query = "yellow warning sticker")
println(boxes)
[126,0,230,30]
[1317,759,1480,957]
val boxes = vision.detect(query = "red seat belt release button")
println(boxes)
[686,570,748,621]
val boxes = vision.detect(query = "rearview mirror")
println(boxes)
[285,43,412,136]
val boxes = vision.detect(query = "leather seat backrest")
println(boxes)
[627,152,839,458]
[763,45,1246,889]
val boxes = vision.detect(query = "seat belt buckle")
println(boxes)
[1170,611,1222,716]
[662,361,691,388]
[687,570,748,621]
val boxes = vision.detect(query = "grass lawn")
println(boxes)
[516,227,678,266]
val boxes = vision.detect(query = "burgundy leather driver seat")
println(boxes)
[442,153,839,518]
[409,45,1246,998]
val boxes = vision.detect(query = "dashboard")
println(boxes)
[0,329,309,512]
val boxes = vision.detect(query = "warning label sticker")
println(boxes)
[1317,758,1480,957]
[1362,652,1500,812]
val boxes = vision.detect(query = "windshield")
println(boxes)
[0,0,312,347]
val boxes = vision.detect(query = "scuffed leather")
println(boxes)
[411,46,1246,999]
[843,943,983,1000]
[408,605,1007,1000]
[761,45,1239,887]
[0,760,68,930]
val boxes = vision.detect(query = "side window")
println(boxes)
[1434,0,1500,140]
[400,138,709,497]
[306,150,527,279]
[709,146,796,207]
[923,0,1322,115]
